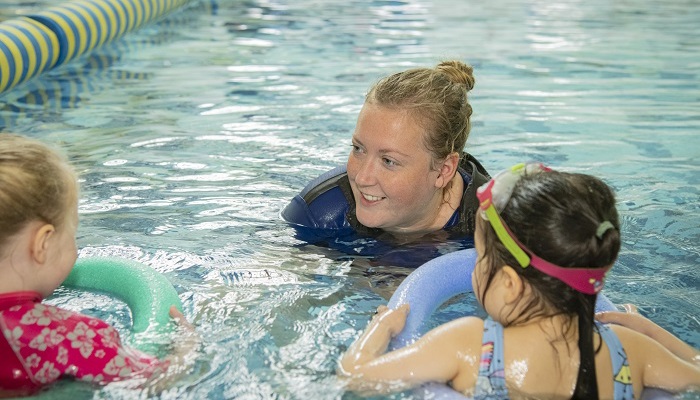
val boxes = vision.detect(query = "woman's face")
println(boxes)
[347,102,443,234]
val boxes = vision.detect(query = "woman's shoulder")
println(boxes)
[447,153,491,235]
[459,153,490,182]
[280,165,353,234]
[295,165,349,203]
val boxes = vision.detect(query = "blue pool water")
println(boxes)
[1,0,699,398]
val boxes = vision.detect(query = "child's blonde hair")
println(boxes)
[0,134,77,257]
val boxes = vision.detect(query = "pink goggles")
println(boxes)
[476,163,609,295]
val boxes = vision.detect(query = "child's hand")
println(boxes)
[169,306,195,330]
[595,303,655,336]
[596,305,650,333]
[168,305,200,355]
[372,304,410,337]
[340,303,411,376]
[146,305,200,394]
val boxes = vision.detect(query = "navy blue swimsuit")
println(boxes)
[280,154,490,267]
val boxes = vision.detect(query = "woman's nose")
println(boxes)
[352,158,376,187]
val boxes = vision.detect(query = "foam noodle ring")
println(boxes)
[60,256,182,353]
[386,248,673,400]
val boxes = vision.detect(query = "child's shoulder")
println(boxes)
[427,315,485,346]
[422,316,486,392]
[1,298,161,388]
[437,315,485,332]
[419,315,485,345]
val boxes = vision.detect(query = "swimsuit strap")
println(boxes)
[473,317,509,399]
[596,322,635,400]
[448,154,492,235]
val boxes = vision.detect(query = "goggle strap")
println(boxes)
[483,204,530,268]
[487,204,609,294]
[476,163,609,294]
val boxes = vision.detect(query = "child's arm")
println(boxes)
[338,304,481,394]
[0,301,200,392]
[144,306,201,393]
[611,325,700,392]
[596,308,699,365]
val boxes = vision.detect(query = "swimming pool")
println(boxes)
[1,0,698,398]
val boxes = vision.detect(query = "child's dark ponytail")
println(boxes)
[571,294,599,399]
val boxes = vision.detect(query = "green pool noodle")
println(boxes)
[61,257,183,337]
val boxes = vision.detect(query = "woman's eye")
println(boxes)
[351,144,362,153]
[382,157,397,167]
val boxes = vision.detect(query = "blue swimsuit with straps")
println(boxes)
[472,318,634,400]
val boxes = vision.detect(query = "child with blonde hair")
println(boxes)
[340,163,699,398]
[0,134,197,397]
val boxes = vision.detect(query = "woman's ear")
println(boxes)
[435,152,460,188]
[500,265,524,304]
[31,224,55,265]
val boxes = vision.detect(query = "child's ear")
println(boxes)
[500,265,524,304]
[435,152,460,188]
[31,224,55,265]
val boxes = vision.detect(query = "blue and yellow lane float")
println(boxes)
[0,17,59,95]
[0,0,196,94]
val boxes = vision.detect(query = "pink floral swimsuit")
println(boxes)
[0,291,164,397]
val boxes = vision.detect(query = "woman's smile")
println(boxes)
[359,191,386,203]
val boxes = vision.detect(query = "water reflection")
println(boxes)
[1,0,699,398]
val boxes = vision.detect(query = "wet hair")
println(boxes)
[476,171,620,399]
[365,60,475,166]
[0,134,77,258]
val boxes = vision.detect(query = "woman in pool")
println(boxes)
[339,163,700,398]
[281,60,490,265]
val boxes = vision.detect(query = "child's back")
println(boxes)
[443,315,693,398]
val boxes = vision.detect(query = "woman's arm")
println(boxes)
[338,304,482,395]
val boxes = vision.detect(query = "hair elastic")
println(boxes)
[596,221,615,239]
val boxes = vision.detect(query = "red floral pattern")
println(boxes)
[0,291,163,394]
